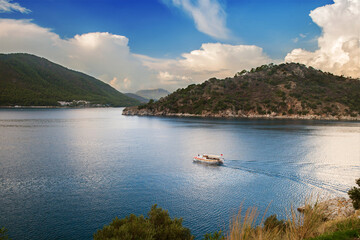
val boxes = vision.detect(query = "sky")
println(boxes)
[0,0,359,92]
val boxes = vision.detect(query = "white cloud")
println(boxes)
[285,0,360,78]
[0,0,30,13]
[157,71,192,85]
[166,0,230,39]
[142,43,273,87]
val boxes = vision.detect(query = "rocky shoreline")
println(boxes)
[122,107,360,121]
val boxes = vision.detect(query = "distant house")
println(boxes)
[58,100,90,107]
[58,101,72,106]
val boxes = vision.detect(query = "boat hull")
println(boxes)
[193,157,224,165]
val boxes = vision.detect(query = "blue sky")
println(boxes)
[0,0,358,92]
[9,0,331,58]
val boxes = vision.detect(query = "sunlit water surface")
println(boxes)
[0,108,359,239]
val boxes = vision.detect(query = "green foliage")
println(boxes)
[308,217,360,240]
[235,70,248,77]
[0,227,10,240]
[264,214,286,232]
[348,178,360,210]
[0,53,140,107]
[308,229,359,240]
[93,204,193,240]
[202,231,225,240]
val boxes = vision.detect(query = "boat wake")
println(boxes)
[222,160,348,194]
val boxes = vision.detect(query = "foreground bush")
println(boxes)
[93,204,193,240]
[348,178,360,210]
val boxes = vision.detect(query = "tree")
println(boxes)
[94,204,193,240]
[264,215,286,231]
[348,178,360,210]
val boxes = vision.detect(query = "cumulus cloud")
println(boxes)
[0,0,30,13]
[285,0,360,78]
[157,71,192,85]
[165,0,230,39]
[142,43,273,87]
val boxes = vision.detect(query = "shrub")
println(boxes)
[348,178,360,210]
[0,227,10,240]
[264,215,286,232]
[94,204,193,240]
[203,231,225,240]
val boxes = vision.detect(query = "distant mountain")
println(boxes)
[135,88,170,101]
[123,63,360,120]
[0,53,140,107]
[125,93,149,103]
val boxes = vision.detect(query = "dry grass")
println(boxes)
[227,204,282,240]
[284,199,326,240]
[226,196,337,240]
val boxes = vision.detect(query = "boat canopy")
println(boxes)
[204,154,222,159]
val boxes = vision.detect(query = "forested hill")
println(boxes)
[0,53,140,107]
[123,63,360,120]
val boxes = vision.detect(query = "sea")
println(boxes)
[0,108,359,239]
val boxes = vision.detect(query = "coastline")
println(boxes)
[122,107,360,121]
[0,106,117,109]
[0,106,64,109]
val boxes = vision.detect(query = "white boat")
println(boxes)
[193,154,224,165]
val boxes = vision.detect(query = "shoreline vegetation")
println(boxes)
[122,107,360,121]
[123,63,360,121]
[92,179,360,240]
[94,195,360,240]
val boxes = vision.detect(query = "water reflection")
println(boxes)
[0,108,359,240]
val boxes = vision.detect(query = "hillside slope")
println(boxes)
[123,63,360,120]
[0,53,140,107]
[125,93,149,103]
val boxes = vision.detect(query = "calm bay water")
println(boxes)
[0,108,359,239]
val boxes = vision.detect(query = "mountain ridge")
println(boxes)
[125,93,149,103]
[135,88,170,101]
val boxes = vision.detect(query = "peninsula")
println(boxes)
[123,63,360,120]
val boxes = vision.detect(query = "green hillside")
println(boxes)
[0,53,140,107]
[126,63,360,119]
